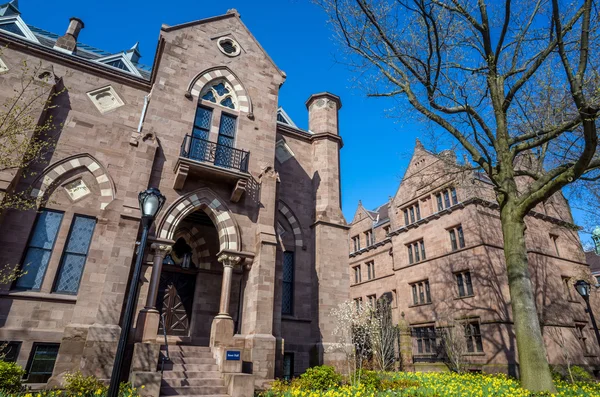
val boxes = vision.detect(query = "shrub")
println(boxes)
[296,366,341,390]
[355,370,381,390]
[570,366,595,383]
[64,371,107,395]
[0,361,25,393]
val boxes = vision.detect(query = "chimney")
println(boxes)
[54,17,84,53]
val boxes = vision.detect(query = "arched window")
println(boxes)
[200,79,237,110]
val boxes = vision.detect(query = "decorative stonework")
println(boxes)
[63,178,90,201]
[157,187,241,251]
[217,37,241,57]
[30,154,115,210]
[87,86,124,114]
[187,67,252,115]
[278,201,304,248]
[0,57,8,73]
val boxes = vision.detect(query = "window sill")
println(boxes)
[454,294,475,300]
[463,352,485,356]
[409,302,433,308]
[281,315,312,323]
[0,290,77,303]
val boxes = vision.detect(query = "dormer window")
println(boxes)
[105,59,129,72]
[200,80,237,110]
[94,53,142,77]
[0,21,23,36]
[0,13,39,43]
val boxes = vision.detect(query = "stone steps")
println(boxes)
[159,344,229,397]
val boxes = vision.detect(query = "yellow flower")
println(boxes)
[141,385,145,389]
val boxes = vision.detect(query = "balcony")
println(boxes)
[173,135,251,202]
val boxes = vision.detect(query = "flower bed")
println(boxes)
[260,371,600,397]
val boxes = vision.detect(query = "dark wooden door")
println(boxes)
[157,271,196,336]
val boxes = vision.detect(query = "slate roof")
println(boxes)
[26,25,152,79]
[371,202,390,226]
[585,251,600,274]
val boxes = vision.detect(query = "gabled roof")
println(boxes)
[586,251,600,273]
[0,1,38,43]
[161,9,285,79]
[277,107,298,128]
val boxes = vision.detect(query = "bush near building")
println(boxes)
[260,367,600,397]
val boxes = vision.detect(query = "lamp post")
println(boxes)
[107,188,166,397]
[574,279,600,349]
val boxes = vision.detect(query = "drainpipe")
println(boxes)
[137,94,149,132]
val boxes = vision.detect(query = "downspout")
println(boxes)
[137,86,153,132]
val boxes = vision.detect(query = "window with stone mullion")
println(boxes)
[282,251,294,315]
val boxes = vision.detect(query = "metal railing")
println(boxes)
[160,312,170,373]
[180,135,250,173]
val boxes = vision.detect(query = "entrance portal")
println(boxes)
[157,271,196,336]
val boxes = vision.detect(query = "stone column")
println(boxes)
[210,254,241,346]
[135,242,172,342]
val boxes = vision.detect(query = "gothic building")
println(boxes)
[0,2,349,396]
[348,142,600,376]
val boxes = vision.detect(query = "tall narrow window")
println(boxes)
[25,343,60,383]
[414,242,420,262]
[283,353,294,381]
[414,326,436,354]
[562,277,573,300]
[575,323,589,354]
[420,240,426,260]
[409,207,415,223]
[354,265,361,284]
[457,226,465,248]
[456,271,474,297]
[443,190,451,208]
[408,245,414,264]
[190,106,212,161]
[411,280,431,305]
[53,215,96,294]
[451,187,458,205]
[352,235,361,252]
[0,341,21,362]
[416,203,421,220]
[404,209,409,225]
[450,229,458,251]
[354,297,362,309]
[215,113,237,168]
[365,230,374,246]
[366,261,375,280]
[436,194,443,211]
[282,251,294,315]
[15,210,64,290]
[464,322,483,353]
[367,294,377,306]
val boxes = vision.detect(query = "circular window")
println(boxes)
[217,37,241,57]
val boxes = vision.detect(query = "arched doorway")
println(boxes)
[153,189,246,345]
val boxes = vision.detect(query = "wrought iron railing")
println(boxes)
[160,312,170,373]
[180,135,250,173]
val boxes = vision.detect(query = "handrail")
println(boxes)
[180,135,250,173]
[160,312,170,374]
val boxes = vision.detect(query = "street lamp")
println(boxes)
[107,188,166,397]
[592,226,600,255]
[574,279,600,349]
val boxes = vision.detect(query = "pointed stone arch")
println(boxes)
[173,226,212,270]
[278,200,304,248]
[29,153,116,210]
[186,66,253,115]
[157,187,241,252]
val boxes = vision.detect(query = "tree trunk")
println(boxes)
[501,207,556,392]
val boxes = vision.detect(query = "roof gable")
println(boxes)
[351,201,374,224]
[161,10,284,78]
[0,1,38,43]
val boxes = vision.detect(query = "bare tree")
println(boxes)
[547,327,575,383]
[439,320,469,373]
[371,296,397,371]
[314,0,600,391]
[0,50,60,212]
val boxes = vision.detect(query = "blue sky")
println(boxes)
[19,0,418,220]
[16,0,596,245]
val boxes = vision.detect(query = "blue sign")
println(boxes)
[226,350,241,361]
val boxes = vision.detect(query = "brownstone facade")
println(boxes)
[0,4,348,395]
[349,141,600,376]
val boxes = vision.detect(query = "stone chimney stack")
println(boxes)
[306,92,342,135]
[54,17,84,53]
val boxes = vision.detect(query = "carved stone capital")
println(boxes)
[218,254,242,267]
[151,243,172,258]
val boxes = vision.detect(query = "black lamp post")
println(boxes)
[107,188,166,397]
[574,279,600,349]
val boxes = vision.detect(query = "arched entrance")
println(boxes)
[146,188,248,346]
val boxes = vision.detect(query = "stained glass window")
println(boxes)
[200,80,237,110]
[16,210,64,290]
[282,251,294,315]
[54,215,96,294]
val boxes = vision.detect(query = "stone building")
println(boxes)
[348,141,600,376]
[0,2,349,395]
